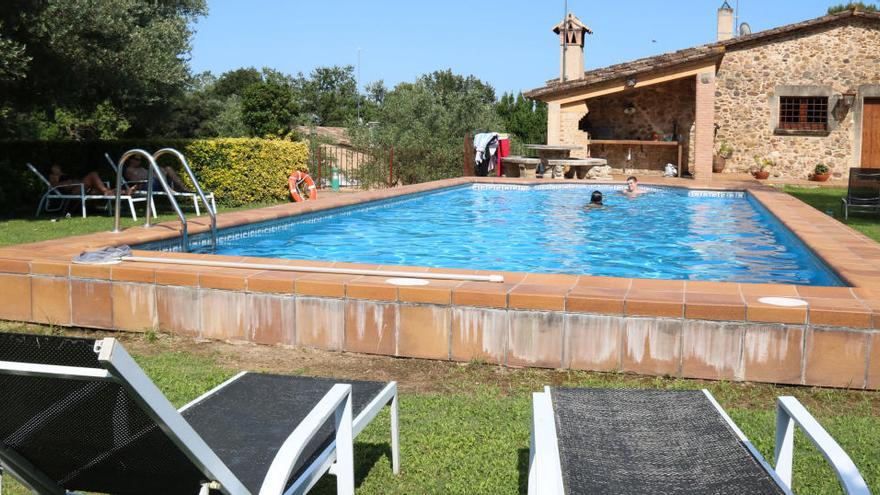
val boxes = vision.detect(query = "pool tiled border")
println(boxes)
[1,176,878,389]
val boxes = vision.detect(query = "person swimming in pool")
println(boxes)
[622,176,647,197]
[585,190,604,208]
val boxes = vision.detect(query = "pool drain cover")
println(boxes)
[386,278,430,286]
[757,297,808,307]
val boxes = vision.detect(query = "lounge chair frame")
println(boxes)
[105,153,216,217]
[529,387,870,495]
[841,167,880,220]
[0,337,399,495]
[26,163,144,220]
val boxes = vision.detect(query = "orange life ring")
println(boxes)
[288,171,317,202]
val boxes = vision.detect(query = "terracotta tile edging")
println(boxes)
[2,176,879,390]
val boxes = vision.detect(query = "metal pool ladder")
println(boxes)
[112,148,217,252]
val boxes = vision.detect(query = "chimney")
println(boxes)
[717,1,735,41]
[554,13,592,82]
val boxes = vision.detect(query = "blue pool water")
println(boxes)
[158,184,842,285]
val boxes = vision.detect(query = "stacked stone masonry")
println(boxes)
[715,20,880,178]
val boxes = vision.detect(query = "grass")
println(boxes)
[783,185,880,242]
[0,201,281,247]
[0,323,877,494]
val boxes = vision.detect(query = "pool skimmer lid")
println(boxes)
[386,278,430,286]
[757,297,808,307]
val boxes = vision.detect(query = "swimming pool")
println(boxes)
[141,184,842,286]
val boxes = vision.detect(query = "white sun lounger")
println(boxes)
[105,153,216,216]
[529,387,870,495]
[0,333,399,494]
[26,163,145,220]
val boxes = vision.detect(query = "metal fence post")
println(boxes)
[317,145,322,189]
[388,146,394,187]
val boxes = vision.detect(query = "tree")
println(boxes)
[349,70,501,186]
[828,2,878,13]
[496,92,547,144]
[212,67,262,98]
[0,23,29,83]
[0,0,207,138]
[241,78,297,137]
[293,65,360,126]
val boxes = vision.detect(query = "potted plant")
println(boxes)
[713,141,734,173]
[751,155,772,180]
[811,163,831,182]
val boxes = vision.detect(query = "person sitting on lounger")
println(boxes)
[622,176,647,197]
[49,165,115,195]
[123,154,190,192]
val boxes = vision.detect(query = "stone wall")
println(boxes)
[715,19,880,179]
[579,77,695,171]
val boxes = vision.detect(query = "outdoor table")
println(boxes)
[524,144,583,179]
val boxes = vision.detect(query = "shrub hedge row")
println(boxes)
[0,138,309,213]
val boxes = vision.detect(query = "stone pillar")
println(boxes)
[694,72,716,180]
[560,103,590,158]
[547,102,561,145]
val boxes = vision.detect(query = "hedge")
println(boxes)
[0,138,309,213]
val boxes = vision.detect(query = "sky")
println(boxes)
[190,0,846,96]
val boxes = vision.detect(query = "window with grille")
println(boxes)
[778,96,828,131]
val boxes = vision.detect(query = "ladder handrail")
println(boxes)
[153,148,217,250]
[112,148,188,252]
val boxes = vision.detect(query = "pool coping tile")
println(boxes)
[4,175,880,391]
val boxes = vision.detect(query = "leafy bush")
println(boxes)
[182,138,308,205]
[0,138,308,214]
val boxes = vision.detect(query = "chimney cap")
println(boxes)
[719,1,733,11]
[553,12,593,35]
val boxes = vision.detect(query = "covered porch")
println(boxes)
[531,58,720,180]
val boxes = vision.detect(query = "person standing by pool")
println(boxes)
[622,176,646,197]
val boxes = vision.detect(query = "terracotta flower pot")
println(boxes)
[811,173,830,182]
[753,170,770,180]
[712,155,726,173]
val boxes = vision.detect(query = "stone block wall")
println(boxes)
[559,103,590,159]
[715,19,880,179]
[579,78,696,170]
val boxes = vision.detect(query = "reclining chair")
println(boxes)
[0,332,399,494]
[529,387,869,495]
[841,167,880,220]
[105,153,216,217]
[27,163,145,220]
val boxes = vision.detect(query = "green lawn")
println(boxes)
[783,185,880,242]
[0,201,281,247]
[0,323,877,494]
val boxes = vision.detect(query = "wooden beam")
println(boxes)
[551,62,718,108]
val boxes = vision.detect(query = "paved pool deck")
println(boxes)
[0,176,878,389]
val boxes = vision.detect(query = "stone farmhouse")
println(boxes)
[523,4,880,180]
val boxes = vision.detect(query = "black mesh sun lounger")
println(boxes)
[528,387,870,495]
[0,332,399,494]
[841,167,880,220]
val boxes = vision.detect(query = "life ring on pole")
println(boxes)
[288,170,317,202]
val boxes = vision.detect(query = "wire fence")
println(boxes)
[307,140,395,190]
